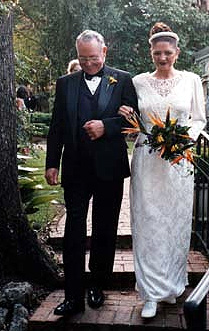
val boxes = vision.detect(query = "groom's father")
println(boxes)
[45,30,138,316]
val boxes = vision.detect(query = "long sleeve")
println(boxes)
[46,78,64,170]
[188,74,206,141]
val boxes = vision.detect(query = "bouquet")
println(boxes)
[122,108,195,165]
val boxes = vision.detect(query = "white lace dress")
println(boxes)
[131,71,206,302]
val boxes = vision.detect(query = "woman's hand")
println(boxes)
[118,105,134,119]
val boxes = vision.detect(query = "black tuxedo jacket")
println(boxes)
[46,65,138,186]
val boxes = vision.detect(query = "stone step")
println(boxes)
[54,250,208,289]
[56,249,135,289]
[29,287,209,331]
[48,232,201,251]
[48,234,132,250]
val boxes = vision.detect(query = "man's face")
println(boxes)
[77,39,107,75]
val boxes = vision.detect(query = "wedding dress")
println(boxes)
[131,71,206,302]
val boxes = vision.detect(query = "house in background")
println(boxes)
[194,46,209,131]
[192,0,209,12]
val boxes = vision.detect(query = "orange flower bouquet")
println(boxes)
[123,108,195,165]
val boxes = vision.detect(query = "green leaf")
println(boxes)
[25,190,58,205]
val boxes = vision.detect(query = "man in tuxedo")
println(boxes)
[45,30,138,316]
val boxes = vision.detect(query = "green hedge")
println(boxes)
[31,112,51,137]
[32,123,49,137]
[31,112,51,125]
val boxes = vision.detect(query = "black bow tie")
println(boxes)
[84,68,104,80]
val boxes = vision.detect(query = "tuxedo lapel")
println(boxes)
[98,67,118,113]
[65,68,118,122]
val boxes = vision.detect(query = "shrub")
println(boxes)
[18,154,58,215]
[17,108,34,150]
[30,112,52,137]
[32,123,49,137]
[31,112,51,125]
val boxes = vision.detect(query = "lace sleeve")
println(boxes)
[188,73,206,141]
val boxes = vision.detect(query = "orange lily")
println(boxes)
[122,128,140,134]
[171,155,184,165]
[147,113,165,128]
[177,134,192,140]
[184,149,194,163]
[159,145,166,157]
[126,113,140,128]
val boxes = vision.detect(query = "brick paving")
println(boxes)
[30,170,209,330]
[55,249,208,275]
[49,177,131,239]
[30,288,209,330]
[29,249,209,330]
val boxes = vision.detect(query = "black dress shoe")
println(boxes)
[87,287,105,309]
[54,299,85,316]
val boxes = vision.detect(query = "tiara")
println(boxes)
[149,31,179,44]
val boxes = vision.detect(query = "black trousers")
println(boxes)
[63,177,124,301]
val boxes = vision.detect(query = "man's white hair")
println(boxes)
[76,30,105,49]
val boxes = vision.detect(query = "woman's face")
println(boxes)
[151,41,179,72]
[71,64,81,73]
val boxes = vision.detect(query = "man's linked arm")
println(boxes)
[102,73,138,138]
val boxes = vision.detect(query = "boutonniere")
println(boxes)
[106,75,118,90]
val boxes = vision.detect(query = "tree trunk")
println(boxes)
[0,8,61,288]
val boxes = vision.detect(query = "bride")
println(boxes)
[119,22,206,318]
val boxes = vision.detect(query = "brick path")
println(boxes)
[30,288,192,329]
[55,249,208,275]
[30,287,209,330]
[49,177,131,239]
[29,173,209,330]
[48,175,209,276]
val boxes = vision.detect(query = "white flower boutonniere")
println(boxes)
[106,75,118,90]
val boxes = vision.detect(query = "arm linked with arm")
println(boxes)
[103,73,139,138]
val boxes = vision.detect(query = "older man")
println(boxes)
[45,30,138,315]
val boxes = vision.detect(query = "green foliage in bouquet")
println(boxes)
[144,108,195,164]
[123,108,195,165]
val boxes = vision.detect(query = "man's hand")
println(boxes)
[83,120,105,140]
[45,168,59,185]
[118,105,134,119]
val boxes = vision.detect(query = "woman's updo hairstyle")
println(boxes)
[149,22,179,47]
[150,22,172,36]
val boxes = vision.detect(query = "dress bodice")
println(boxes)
[132,71,206,140]
[146,73,182,98]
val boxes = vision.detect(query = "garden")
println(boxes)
[11,0,209,238]
[1,1,209,329]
